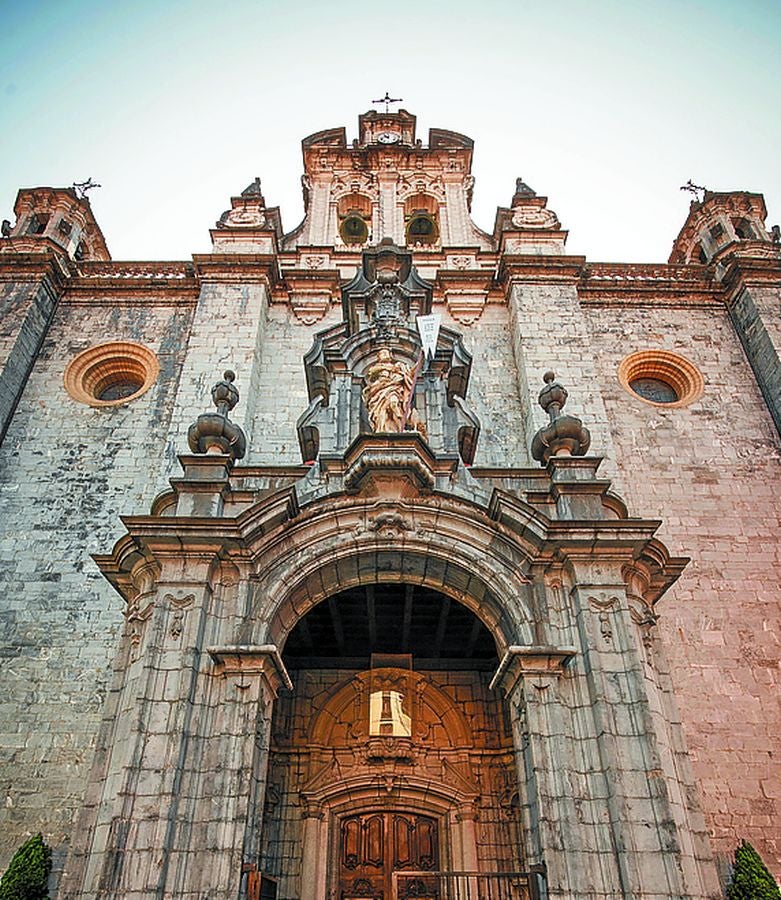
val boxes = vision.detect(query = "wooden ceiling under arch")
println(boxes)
[283,583,498,670]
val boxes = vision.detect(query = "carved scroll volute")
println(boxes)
[623,563,660,660]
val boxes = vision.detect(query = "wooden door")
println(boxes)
[337,811,438,899]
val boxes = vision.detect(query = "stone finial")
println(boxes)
[531,371,591,465]
[241,177,264,198]
[187,370,247,461]
[512,177,537,204]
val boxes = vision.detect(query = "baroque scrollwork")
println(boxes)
[511,205,560,230]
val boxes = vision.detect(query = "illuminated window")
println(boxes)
[369,690,411,737]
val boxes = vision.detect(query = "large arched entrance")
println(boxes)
[258,581,525,900]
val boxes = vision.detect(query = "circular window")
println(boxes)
[340,215,369,245]
[618,351,704,408]
[64,341,159,407]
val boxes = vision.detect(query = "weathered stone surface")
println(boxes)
[0,108,779,898]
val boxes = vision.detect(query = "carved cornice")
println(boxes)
[578,262,720,305]
[498,255,586,286]
[338,433,443,497]
[208,643,293,692]
[66,260,198,300]
[0,243,72,290]
[719,252,781,299]
[191,253,281,286]
[489,645,577,696]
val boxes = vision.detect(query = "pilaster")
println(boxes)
[721,248,781,436]
[160,255,278,483]
[501,256,620,479]
[0,246,69,443]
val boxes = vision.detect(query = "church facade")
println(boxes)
[0,108,779,899]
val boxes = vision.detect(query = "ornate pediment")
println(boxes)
[296,240,480,472]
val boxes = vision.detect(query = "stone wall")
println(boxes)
[248,300,530,468]
[582,299,781,875]
[0,297,194,876]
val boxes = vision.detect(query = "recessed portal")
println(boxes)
[258,581,519,900]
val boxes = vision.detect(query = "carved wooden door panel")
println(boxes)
[337,811,438,899]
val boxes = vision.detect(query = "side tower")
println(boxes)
[0,187,109,441]
[670,190,781,435]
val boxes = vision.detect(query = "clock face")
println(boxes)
[377,131,400,144]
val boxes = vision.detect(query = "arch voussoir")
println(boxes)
[240,493,542,651]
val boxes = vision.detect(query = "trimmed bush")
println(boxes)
[727,840,781,900]
[0,834,52,900]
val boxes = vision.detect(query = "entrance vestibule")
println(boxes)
[258,581,524,900]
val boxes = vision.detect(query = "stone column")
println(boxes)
[299,805,328,900]
[377,172,402,244]
[566,558,716,899]
[170,645,291,898]
[491,646,614,899]
[68,562,215,898]
[455,803,480,870]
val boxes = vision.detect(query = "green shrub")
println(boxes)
[727,840,781,900]
[0,834,52,900]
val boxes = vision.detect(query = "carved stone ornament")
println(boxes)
[589,596,618,646]
[531,371,591,465]
[216,179,269,229]
[187,370,247,461]
[366,510,413,537]
[511,205,560,230]
[220,205,266,228]
[290,291,331,325]
[445,290,487,326]
[125,599,154,662]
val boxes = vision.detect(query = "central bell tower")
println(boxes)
[285,108,491,251]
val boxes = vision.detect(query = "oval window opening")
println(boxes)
[96,377,145,402]
[64,341,160,407]
[628,377,678,404]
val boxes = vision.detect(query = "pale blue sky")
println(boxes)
[1,0,779,262]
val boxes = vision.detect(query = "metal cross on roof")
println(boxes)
[680,179,707,201]
[372,92,403,114]
[73,177,102,200]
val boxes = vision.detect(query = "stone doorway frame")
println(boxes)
[73,472,717,898]
[301,785,479,900]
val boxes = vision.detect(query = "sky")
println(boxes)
[1,0,780,263]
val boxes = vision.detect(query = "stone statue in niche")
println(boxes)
[362,349,426,438]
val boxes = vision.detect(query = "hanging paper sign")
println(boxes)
[416,314,441,361]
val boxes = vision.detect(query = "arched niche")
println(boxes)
[306,667,477,750]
